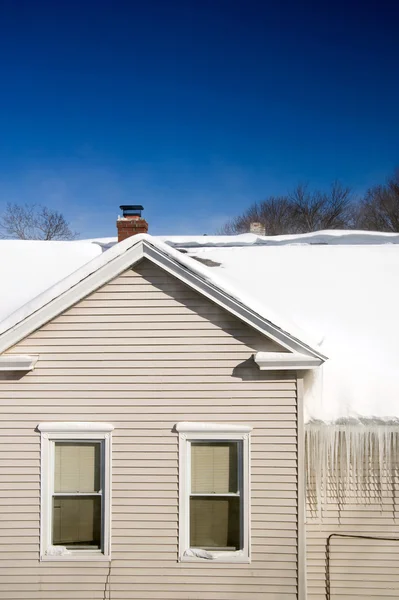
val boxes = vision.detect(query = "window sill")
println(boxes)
[179,549,250,563]
[41,552,111,562]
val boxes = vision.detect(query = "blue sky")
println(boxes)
[0,0,398,237]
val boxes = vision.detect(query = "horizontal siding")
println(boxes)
[0,259,298,600]
[306,476,399,599]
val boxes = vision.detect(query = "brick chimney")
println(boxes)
[117,205,148,242]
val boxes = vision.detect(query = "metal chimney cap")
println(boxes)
[120,205,144,217]
[120,205,144,211]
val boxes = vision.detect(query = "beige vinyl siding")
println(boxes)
[306,478,399,599]
[0,258,299,600]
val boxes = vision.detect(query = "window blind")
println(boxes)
[54,442,100,493]
[53,496,101,547]
[190,497,240,549]
[191,442,238,494]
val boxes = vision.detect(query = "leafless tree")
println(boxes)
[220,196,294,235]
[219,182,355,235]
[355,170,399,232]
[289,182,354,232]
[0,203,78,240]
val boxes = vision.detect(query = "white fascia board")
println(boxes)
[37,422,114,433]
[254,351,323,370]
[176,422,252,433]
[0,355,38,371]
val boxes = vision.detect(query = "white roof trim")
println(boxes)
[143,243,325,359]
[0,241,144,354]
[0,234,326,362]
[176,422,252,433]
[0,355,38,371]
[37,422,114,433]
[254,351,323,370]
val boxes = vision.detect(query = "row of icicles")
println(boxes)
[305,421,399,514]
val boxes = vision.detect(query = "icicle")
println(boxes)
[305,419,399,515]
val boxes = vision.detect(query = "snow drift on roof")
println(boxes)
[160,229,399,248]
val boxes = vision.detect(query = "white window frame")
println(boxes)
[38,422,113,561]
[176,422,251,563]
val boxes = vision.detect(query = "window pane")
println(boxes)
[54,442,101,493]
[53,496,101,548]
[190,496,240,550]
[191,442,238,493]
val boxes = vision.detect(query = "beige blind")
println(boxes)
[54,443,100,493]
[190,497,240,549]
[191,442,238,494]
[53,496,101,547]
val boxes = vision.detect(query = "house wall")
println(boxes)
[0,259,300,600]
[306,462,399,599]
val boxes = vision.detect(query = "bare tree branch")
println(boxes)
[289,182,353,232]
[219,182,355,235]
[356,170,399,232]
[0,203,78,240]
[219,197,296,235]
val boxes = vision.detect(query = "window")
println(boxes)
[38,422,113,561]
[176,422,251,562]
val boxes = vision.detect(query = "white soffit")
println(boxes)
[0,355,38,371]
[254,351,323,370]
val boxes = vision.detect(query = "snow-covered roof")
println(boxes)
[0,239,104,323]
[1,230,399,423]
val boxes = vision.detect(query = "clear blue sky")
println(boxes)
[0,0,398,237]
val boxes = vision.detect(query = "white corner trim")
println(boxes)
[38,422,114,433]
[176,422,252,433]
[0,354,38,371]
[254,351,323,370]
